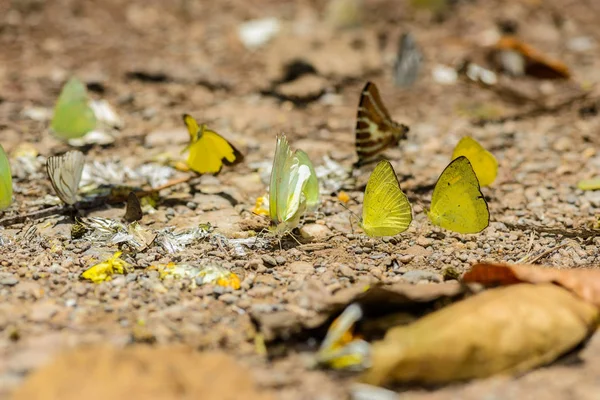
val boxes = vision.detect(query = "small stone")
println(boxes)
[275,256,286,265]
[298,223,332,241]
[261,255,277,267]
[248,286,274,297]
[397,254,415,264]
[289,261,314,274]
[442,266,461,281]
[337,264,355,278]
[247,258,264,270]
[402,270,442,284]
[219,294,238,304]
[1,277,19,286]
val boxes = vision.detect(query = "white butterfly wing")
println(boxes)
[46,150,85,205]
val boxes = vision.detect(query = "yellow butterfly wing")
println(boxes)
[428,156,489,234]
[361,160,412,237]
[451,136,497,187]
[0,144,12,210]
[183,114,243,175]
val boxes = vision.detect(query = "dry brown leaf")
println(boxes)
[252,282,465,342]
[492,36,571,79]
[463,262,600,307]
[362,284,598,386]
[13,346,273,400]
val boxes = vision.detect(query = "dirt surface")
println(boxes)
[1,0,600,399]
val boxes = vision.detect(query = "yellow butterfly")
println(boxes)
[361,160,412,237]
[451,136,497,187]
[0,144,12,211]
[182,114,243,175]
[428,156,489,234]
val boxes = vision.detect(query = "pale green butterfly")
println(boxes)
[50,77,97,139]
[46,150,85,205]
[0,144,12,211]
[268,133,320,235]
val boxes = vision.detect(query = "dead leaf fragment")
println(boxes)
[463,262,600,307]
[362,284,598,386]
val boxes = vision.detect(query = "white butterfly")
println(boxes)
[269,134,319,235]
[46,150,85,205]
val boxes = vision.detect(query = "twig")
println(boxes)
[0,175,195,227]
[503,222,599,239]
[0,205,68,227]
[473,90,591,126]
[517,241,569,264]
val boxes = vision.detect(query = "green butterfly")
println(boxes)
[269,134,319,235]
[0,144,12,210]
[50,77,97,139]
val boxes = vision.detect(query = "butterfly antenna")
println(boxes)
[288,231,303,247]
[252,228,268,250]
[338,201,360,227]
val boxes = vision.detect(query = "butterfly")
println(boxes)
[428,156,489,234]
[451,136,498,187]
[355,82,409,166]
[123,192,143,222]
[46,150,85,205]
[182,114,243,175]
[50,77,97,139]
[361,160,412,237]
[0,144,12,211]
[269,133,320,235]
[394,32,422,88]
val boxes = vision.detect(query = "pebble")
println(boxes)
[261,255,277,267]
[247,258,264,270]
[219,293,238,304]
[402,270,443,284]
[1,277,19,286]
[289,261,314,274]
[248,286,274,297]
[298,224,332,241]
[275,256,286,265]
[397,254,415,264]
[337,264,355,278]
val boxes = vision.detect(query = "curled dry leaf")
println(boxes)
[492,36,571,79]
[463,262,600,307]
[361,283,598,386]
[252,281,465,343]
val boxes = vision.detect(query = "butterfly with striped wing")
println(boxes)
[354,82,409,166]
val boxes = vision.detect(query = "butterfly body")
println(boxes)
[183,114,243,175]
[46,150,85,205]
[361,160,412,237]
[269,134,319,236]
[355,82,409,166]
[428,156,489,234]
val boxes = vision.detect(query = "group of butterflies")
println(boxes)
[2,80,498,239]
[183,81,497,237]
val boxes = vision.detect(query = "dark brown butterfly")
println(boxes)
[123,192,143,222]
[354,82,409,166]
